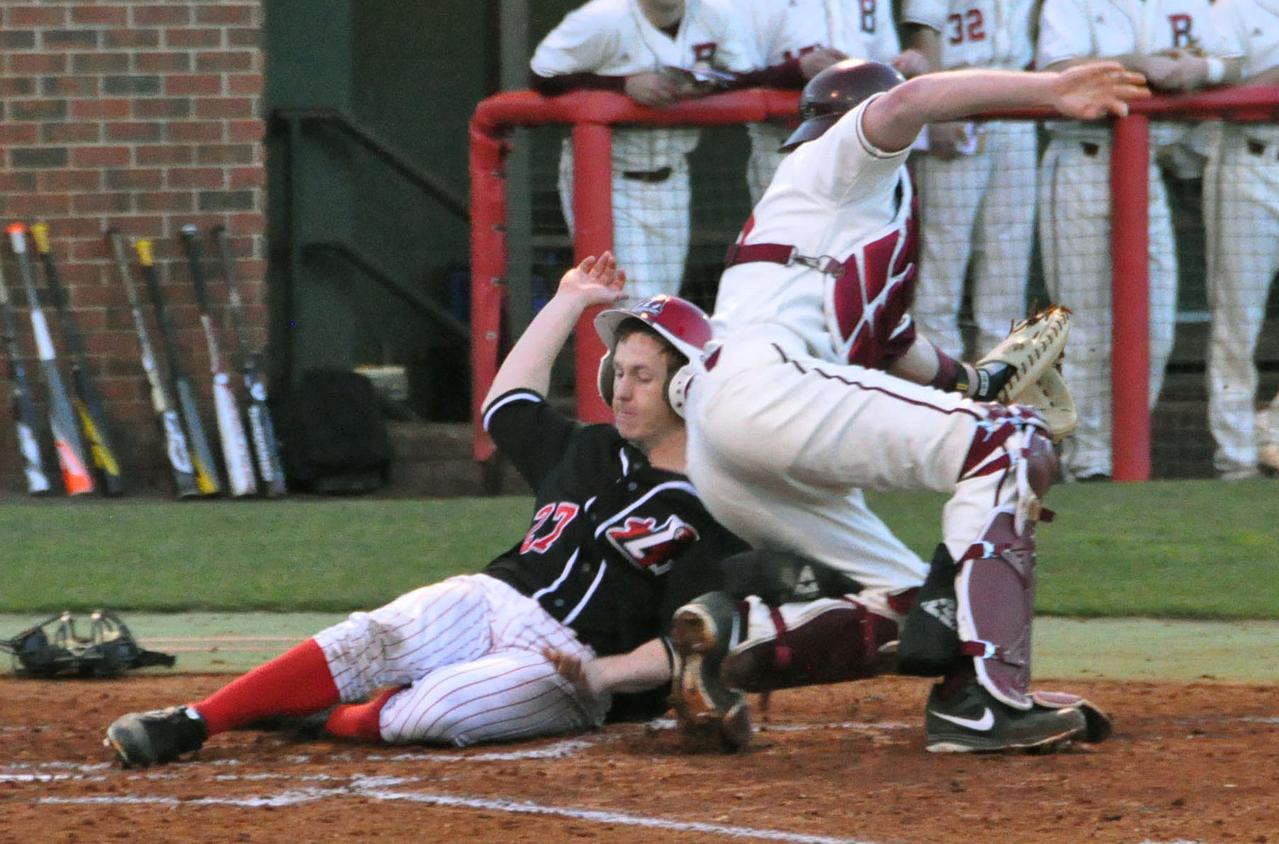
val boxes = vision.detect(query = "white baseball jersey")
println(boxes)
[741,0,902,67]
[1203,0,1279,476]
[740,0,902,203]
[531,0,755,172]
[720,94,918,369]
[901,0,1037,70]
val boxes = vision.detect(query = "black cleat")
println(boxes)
[669,592,751,752]
[104,705,208,768]
[925,681,1086,754]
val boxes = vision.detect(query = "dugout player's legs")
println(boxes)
[558,143,689,301]
[913,141,992,358]
[745,123,789,207]
[1205,135,1279,477]
[1038,139,1175,479]
[610,160,690,300]
[968,122,1038,357]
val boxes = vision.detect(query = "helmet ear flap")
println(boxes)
[666,363,695,419]
[597,351,615,406]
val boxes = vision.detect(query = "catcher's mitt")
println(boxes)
[975,305,1072,403]
[973,305,1078,442]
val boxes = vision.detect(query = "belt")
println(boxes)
[723,241,844,276]
[1080,142,1101,157]
[1246,139,1279,160]
[620,166,672,183]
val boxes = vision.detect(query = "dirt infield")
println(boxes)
[2,674,1276,843]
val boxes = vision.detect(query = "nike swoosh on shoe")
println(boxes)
[930,707,995,731]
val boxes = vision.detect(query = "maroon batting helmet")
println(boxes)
[595,295,712,416]
[780,59,906,152]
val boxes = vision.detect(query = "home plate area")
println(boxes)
[2,675,1275,842]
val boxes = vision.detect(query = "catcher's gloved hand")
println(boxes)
[955,360,1015,402]
[964,305,1078,441]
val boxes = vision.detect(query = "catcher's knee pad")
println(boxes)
[956,509,1036,710]
[896,543,962,677]
[960,405,1058,535]
[722,595,898,692]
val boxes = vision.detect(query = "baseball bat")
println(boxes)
[0,255,52,494]
[179,225,256,497]
[31,222,125,496]
[107,231,201,498]
[213,225,286,497]
[6,223,94,495]
[134,238,222,496]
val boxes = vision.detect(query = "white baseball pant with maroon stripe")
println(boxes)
[685,324,1039,620]
[313,574,608,747]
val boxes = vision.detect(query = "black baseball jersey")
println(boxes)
[481,389,747,659]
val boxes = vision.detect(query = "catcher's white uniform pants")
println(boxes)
[913,121,1039,359]
[1204,128,1279,477]
[314,575,606,747]
[1038,135,1176,478]
[559,149,690,301]
[686,325,1036,619]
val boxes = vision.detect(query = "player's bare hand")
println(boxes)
[1052,61,1150,120]
[799,47,847,80]
[925,121,970,160]
[1131,54,1181,91]
[1160,55,1212,91]
[626,72,680,107]
[891,49,930,79]
[543,647,591,691]
[558,251,627,307]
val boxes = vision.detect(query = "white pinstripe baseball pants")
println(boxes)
[313,574,608,747]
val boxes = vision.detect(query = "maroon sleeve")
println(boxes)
[529,70,628,96]
[729,59,806,90]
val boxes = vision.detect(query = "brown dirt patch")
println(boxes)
[2,674,1276,842]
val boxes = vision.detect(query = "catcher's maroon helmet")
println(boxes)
[780,59,906,152]
[595,294,712,415]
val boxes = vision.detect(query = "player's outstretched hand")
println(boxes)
[558,251,627,308]
[1052,61,1151,120]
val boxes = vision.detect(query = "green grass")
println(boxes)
[3,477,1276,618]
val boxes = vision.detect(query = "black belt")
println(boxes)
[1246,139,1279,160]
[620,166,672,183]
[1081,142,1101,157]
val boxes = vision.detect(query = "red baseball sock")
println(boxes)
[322,687,401,743]
[192,638,340,736]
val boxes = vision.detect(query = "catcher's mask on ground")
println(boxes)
[781,59,906,152]
[1,610,175,678]
[594,295,712,418]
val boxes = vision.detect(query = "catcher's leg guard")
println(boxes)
[937,413,1058,709]
[955,510,1036,709]
[722,595,898,693]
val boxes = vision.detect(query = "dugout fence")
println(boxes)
[469,86,1279,480]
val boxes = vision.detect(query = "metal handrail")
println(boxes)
[303,240,469,343]
[273,107,469,220]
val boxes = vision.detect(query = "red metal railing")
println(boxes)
[469,85,1279,476]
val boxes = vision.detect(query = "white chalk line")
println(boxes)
[39,786,875,844]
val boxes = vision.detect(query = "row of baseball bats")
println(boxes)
[0,222,287,498]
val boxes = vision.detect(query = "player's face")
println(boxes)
[611,332,682,449]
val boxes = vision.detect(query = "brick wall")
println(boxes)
[0,0,267,494]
